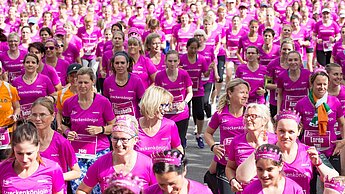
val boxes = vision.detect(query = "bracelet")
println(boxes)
[230,177,237,186]
[315,159,323,167]
[101,126,105,134]
[210,143,219,152]
[64,129,70,136]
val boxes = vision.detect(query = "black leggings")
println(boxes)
[176,118,189,148]
[270,104,277,119]
[217,56,226,83]
[216,163,232,194]
[189,96,205,124]
[316,50,332,66]
[203,83,213,118]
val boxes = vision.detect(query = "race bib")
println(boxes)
[201,73,209,81]
[228,47,237,58]
[285,95,304,110]
[112,101,134,116]
[223,137,233,161]
[84,43,96,55]
[303,130,330,150]
[165,95,184,115]
[323,41,333,52]
[71,134,97,159]
[190,77,199,92]
[0,127,10,149]
[20,103,33,119]
[8,71,22,83]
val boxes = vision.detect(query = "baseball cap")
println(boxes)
[55,27,66,36]
[322,8,331,13]
[67,63,82,75]
[28,17,37,24]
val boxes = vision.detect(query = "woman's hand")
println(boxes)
[213,144,225,160]
[177,102,186,111]
[332,139,345,155]
[307,146,321,166]
[256,87,266,96]
[86,126,102,135]
[230,178,243,192]
[67,131,78,141]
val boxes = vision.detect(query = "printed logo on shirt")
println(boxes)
[161,137,170,141]
[301,163,311,167]
[37,179,49,183]
[92,112,100,114]
[51,154,59,157]
[221,119,229,123]
[109,88,114,92]
[3,180,12,185]
[17,86,23,89]
[71,111,77,115]
[36,85,43,88]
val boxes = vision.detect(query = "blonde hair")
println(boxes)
[139,86,173,119]
[128,36,145,55]
[245,103,274,133]
[217,78,250,112]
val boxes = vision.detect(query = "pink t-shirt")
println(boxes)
[103,73,145,119]
[180,54,209,97]
[208,105,245,165]
[53,58,70,86]
[295,95,343,157]
[283,141,313,194]
[227,132,277,166]
[225,27,248,64]
[0,50,27,83]
[132,55,158,89]
[102,50,114,77]
[235,64,267,104]
[172,23,197,54]
[242,177,304,194]
[146,53,166,72]
[62,94,115,152]
[258,44,280,66]
[62,43,80,65]
[198,45,215,84]
[41,64,61,86]
[144,179,213,194]
[128,16,146,34]
[266,57,287,106]
[135,117,181,157]
[238,35,264,61]
[77,26,102,60]
[331,41,345,76]
[12,74,55,117]
[155,69,192,122]
[276,69,311,111]
[0,157,65,193]
[82,151,156,191]
[313,21,340,50]
[161,19,177,41]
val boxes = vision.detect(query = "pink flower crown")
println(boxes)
[151,151,183,166]
[112,115,138,137]
[324,176,345,194]
[106,173,144,194]
[255,146,281,162]
[275,109,301,123]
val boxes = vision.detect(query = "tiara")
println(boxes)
[106,173,144,194]
[112,115,138,136]
[151,151,183,166]
[255,146,281,162]
[275,109,301,123]
[313,67,328,75]
[324,176,345,194]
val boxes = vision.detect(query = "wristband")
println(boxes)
[230,177,238,186]
[101,126,105,134]
[64,129,71,137]
[48,95,56,104]
[315,159,323,167]
[210,143,219,152]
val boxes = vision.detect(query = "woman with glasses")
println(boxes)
[103,51,145,119]
[76,115,156,193]
[0,32,27,83]
[204,78,250,194]
[225,103,276,193]
[135,86,183,156]
[235,46,267,104]
[44,38,70,86]
[62,67,115,193]
[0,120,65,194]
[277,51,310,113]
[30,97,81,192]
[12,53,55,119]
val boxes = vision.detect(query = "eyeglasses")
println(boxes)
[30,113,51,119]
[57,44,64,48]
[45,46,55,50]
[160,103,171,110]
[111,136,134,144]
[244,114,262,120]
[246,52,257,55]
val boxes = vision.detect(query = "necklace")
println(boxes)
[23,73,37,83]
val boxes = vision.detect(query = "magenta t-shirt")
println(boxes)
[238,35,264,61]
[128,16,146,33]
[146,53,166,72]
[276,69,311,111]
[54,59,70,86]
[135,117,181,157]
[101,50,114,77]
[12,74,55,117]
[77,26,102,60]
[242,177,304,194]
[208,105,245,165]
[227,132,277,166]
[0,157,65,193]
[155,69,192,122]
[331,41,345,76]
[103,73,145,119]
[313,21,340,50]
[172,23,197,54]
[258,44,280,66]
[198,45,215,84]
[41,64,61,86]
[132,55,158,89]
[295,95,343,157]
[225,27,248,64]
[180,54,209,97]
[266,57,287,106]
[62,43,80,65]
[0,49,27,83]
[144,179,213,194]
[283,141,313,194]
[82,151,156,191]
[62,94,115,152]
[235,64,267,104]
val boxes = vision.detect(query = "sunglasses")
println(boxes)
[45,46,55,50]
[57,44,64,48]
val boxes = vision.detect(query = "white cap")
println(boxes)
[322,8,331,13]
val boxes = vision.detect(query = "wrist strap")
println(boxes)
[101,126,105,134]
[210,143,219,152]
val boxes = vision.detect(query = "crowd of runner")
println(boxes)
[1,0,345,193]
